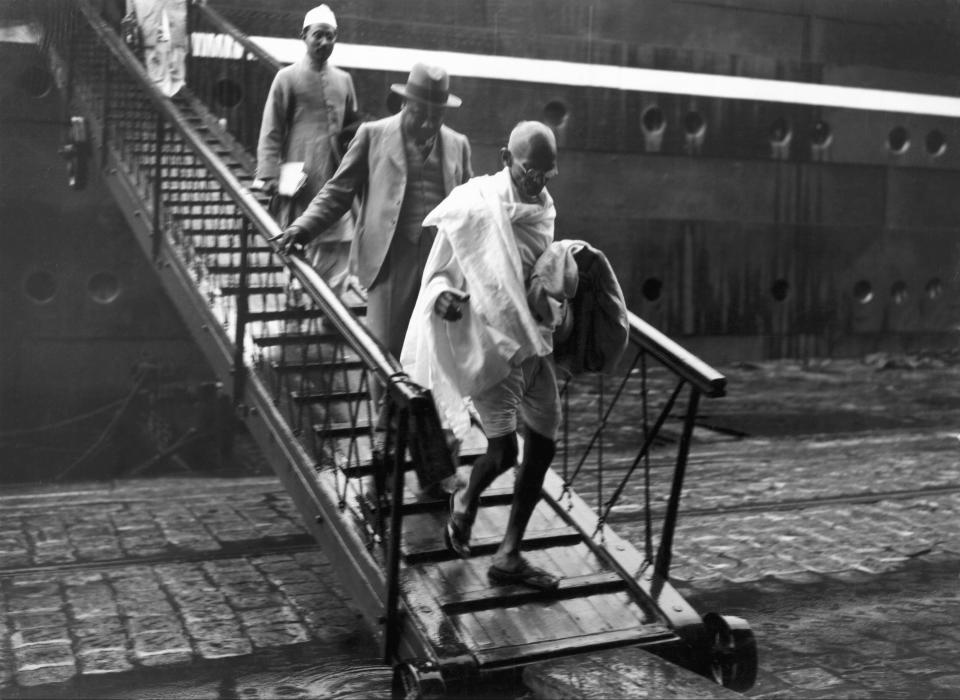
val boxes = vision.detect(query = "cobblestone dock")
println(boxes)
[1,358,959,698]
[0,478,389,697]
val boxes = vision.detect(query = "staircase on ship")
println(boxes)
[30,1,758,696]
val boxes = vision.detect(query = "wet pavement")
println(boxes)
[1,356,959,698]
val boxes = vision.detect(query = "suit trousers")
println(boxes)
[366,226,437,412]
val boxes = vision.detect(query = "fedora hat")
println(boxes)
[390,62,462,108]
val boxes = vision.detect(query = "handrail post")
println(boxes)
[232,218,250,409]
[596,374,604,526]
[654,386,701,580]
[383,400,409,665]
[151,112,164,261]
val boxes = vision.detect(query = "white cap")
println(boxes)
[303,5,337,29]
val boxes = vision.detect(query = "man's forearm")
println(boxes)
[289,179,357,242]
[288,130,368,240]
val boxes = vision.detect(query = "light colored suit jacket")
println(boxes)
[290,113,473,288]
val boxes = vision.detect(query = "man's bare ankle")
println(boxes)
[491,552,521,570]
[452,488,470,515]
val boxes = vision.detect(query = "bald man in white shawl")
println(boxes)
[401,122,563,591]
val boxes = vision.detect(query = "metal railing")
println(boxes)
[556,311,725,579]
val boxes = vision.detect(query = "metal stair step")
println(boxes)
[220,285,286,296]
[251,309,326,323]
[253,331,339,346]
[205,264,285,274]
[312,419,373,439]
[269,358,365,371]
[194,246,275,255]
[292,390,369,404]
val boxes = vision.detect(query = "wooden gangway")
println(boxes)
[33,1,758,696]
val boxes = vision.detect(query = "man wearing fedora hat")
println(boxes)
[253,4,359,296]
[281,61,472,368]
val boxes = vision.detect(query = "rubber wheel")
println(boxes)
[391,660,446,700]
[703,612,758,691]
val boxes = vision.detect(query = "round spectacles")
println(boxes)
[518,164,554,187]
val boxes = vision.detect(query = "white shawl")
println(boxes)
[400,169,555,438]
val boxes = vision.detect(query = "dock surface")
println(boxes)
[1,356,959,698]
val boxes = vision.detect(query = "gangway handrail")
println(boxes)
[191,0,283,72]
[628,311,726,398]
[70,0,417,404]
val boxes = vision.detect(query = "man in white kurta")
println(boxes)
[254,5,358,295]
[401,122,563,591]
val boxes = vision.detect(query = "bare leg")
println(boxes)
[491,428,555,570]
[452,434,518,517]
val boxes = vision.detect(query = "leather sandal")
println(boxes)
[488,558,560,592]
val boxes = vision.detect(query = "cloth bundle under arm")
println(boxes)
[527,239,629,375]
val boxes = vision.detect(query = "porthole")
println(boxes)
[890,281,908,305]
[683,111,705,137]
[925,130,946,157]
[214,78,243,109]
[17,65,53,99]
[641,105,665,134]
[887,126,910,154]
[543,100,569,129]
[386,90,402,115]
[853,279,873,304]
[24,270,57,304]
[768,117,793,146]
[771,278,790,302]
[925,277,943,300]
[88,272,121,304]
[642,277,663,302]
[810,120,832,149]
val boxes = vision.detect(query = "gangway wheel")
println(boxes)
[704,612,758,691]
[391,659,446,700]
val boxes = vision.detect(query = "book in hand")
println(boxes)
[277,162,307,197]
